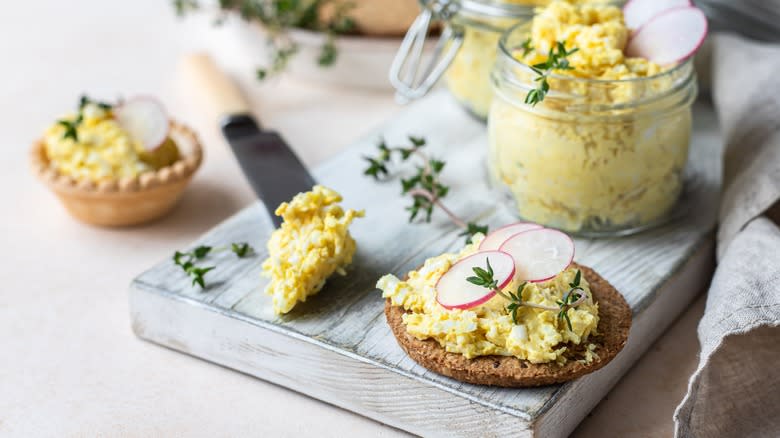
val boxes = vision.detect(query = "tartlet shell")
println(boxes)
[385,263,632,387]
[30,120,203,227]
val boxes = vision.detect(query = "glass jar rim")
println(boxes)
[419,0,534,20]
[498,20,694,85]
[422,0,627,21]
[459,0,535,18]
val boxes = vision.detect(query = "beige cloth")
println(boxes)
[674,33,780,437]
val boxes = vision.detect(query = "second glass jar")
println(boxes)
[442,1,535,120]
[392,0,620,121]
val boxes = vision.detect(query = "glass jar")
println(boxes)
[488,22,698,236]
[390,0,619,121]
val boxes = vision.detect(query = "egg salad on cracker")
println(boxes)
[378,233,600,364]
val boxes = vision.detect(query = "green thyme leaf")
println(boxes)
[409,136,426,147]
[472,267,489,278]
[430,159,445,173]
[79,95,113,111]
[189,266,215,288]
[562,312,573,331]
[466,276,484,286]
[317,39,337,66]
[524,40,578,106]
[569,269,581,288]
[193,245,212,259]
[459,222,489,244]
[231,242,253,258]
[57,120,79,142]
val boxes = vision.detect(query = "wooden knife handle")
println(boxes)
[179,53,251,117]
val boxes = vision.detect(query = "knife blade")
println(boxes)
[221,114,316,227]
[183,54,316,228]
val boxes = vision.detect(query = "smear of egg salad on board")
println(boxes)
[377,234,599,364]
[262,186,364,315]
[43,103,178,182]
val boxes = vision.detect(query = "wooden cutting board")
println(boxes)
[129,90,720,437]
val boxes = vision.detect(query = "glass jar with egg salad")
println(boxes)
[390,0,620,121]
[487,18,697,236]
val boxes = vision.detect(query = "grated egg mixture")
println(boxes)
[43,103,178,182]
[262,186,364,315]
[519,0,661,80]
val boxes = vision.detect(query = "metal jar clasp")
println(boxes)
[389,0,464,102]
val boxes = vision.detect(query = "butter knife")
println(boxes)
[182,54,315,227]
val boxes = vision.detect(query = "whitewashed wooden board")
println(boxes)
[130,91,721,437]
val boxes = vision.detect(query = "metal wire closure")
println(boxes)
[389,0,464,102]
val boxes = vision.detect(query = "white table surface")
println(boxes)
[1,1,706,436]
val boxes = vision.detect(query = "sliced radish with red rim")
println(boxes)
[114,96,170,151]
[436,251,516,310]
[479,222,544,251]
[623,0,692,31]
[625,7,708,65]
[499,228,574,283]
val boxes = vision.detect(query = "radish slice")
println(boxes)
[499,229,574,283]
[479,222,543,251]
[625,7,708,65]
[114,97,170,151]
[436,251,516,310]
[623,0,691,31]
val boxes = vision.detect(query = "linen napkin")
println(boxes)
[674,33,780,437]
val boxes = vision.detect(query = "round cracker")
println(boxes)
[384,264,632,387]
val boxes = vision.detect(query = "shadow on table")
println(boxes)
[142,179,252,239]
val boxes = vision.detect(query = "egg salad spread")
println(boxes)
[43,103,178,182]
[262,186,365,315]
[378,234,599,364]
[488,0,696,234]
[518,1,660,80]
[443,0,612,120]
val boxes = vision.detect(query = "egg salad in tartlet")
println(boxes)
[30,95,202,226]
[378,225,631,387]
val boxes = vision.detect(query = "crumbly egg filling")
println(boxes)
[262,186,364,315]
[520,0,662,80]
[43,104,178,182]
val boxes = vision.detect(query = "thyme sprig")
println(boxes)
[79,95,113,111]
[467,258,587,330]
[524,41,579,106]
[173,242,255,288]
[556,269,586,331]
[57,95,115,142]
[362,136,488,244]
[173,0,356,80]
